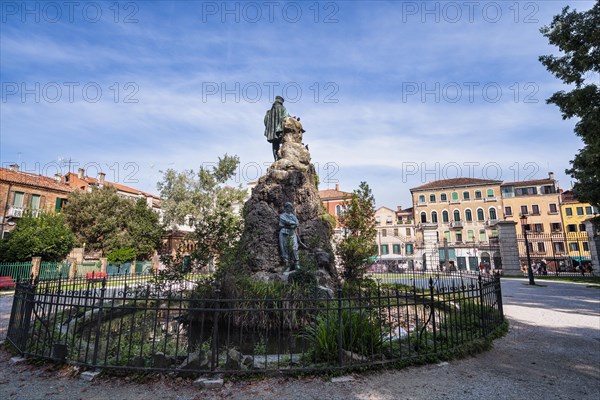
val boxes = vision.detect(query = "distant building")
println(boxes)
[0,165,72,238]
[318,183,353,238]
[561,190,598,261]
[410,178,503,271]
[374,206,417,264]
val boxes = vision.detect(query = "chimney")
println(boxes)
[548,172,554,180]
[98,172,105,186]
[54,173,62,183]
[9,164,19,171]
[397,206,402,211]
[335,183,339,191]
[77,168,85,179]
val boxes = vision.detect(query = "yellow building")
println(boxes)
[410,178,503,271]
[561,190,597,262]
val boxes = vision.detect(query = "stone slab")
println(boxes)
[194,378,224,389]
[80,370,101,382]
[331,375,355,383]
[10,356,26,364]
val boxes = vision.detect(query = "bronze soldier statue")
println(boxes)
[264,96,290,161]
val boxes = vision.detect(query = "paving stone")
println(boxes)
[80,371,101,382]
[10,357,26,364]
[331,375,355,383]
[193,378,224,389]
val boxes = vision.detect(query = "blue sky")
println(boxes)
[1,0,596,208]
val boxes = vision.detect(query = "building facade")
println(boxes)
[0,165,72,238]
[318,183,353,238]
[560,190,598,262]
[410,178,504,271]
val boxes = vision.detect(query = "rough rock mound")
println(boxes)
[239,117,336,284]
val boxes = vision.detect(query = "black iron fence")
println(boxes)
[517,232,594,276]
[7,271,503,375]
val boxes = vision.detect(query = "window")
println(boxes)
[406,244,414,255]
[456,232,463,242]
[583,242,589,252]
[405,228,411,236]
[551,223,562,232]
[393,244,401,254]
[335,204,342,216]
[474,190,482,199]
[533,223,543,233]
[537,242,545,252]
[489,208,497,220]
[393,228,398,236]
[487,189,495,198]
[479,229,486,241]
[579,224,586,232]
[541,185,555,194]
[431,211,438,223]
[381,229,387,237]
[569,242,579,251]
[444,231,450,241]
[567,224,577,232]
[12,191,24,207]
[30,194,41,210]
[576,207,584,216]
[565,207,573,216]
[440,193,447,201]
[463,191,470,200]
[381,244,389,255]
[532,205,540,215]
[467,230,474,241]
[515,187,537,196]
[418,195,426,204]
[585,206,593,215]
[501,186,514,198]
[477,208,484,221]
[429,194,436,202]
[520,205,528,215]
[522,224,531,232]
[386,216,393,225]
[451,192,459,201]
[442,210,449,223]
[504,206,512,216]
[465,209,473,221]
[554,242,565,253]
[453,210,460,221]
[55,197,68,212]
[375,216,381,225]
[420,212,427,223]
[549,204,558,214]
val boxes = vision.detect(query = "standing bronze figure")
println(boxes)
[264,96,290,161]
[279,201,300,271]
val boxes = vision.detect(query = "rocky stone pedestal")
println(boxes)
[238,117,337,287]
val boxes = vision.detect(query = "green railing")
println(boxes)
[0,262,33,282]
[38,262,71,281]
[76,261,102,277]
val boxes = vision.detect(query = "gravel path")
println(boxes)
[1,279,599,400]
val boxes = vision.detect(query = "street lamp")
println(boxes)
[520,214,535,285]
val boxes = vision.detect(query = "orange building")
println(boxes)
[0,165,73,238]
[318,183,353,236]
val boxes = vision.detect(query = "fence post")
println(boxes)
[68,258,77,279]
[211,289,220,371]
[337,288,343,367]
[31,257,41,281]
[92,278,107,366]
[130,260,136,276]
[100,258,108,274]
[494,272,504,320]
[429,277,437,352]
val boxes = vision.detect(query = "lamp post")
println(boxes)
[520,214,535,285]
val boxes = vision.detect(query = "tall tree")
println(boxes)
[336,181,377,281]
[0,212,76,262]
[157,154,247,268]
[539,2,600,208]
[63,186,163,258]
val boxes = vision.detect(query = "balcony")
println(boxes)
[449,221,463,229]
[484,197,497,202]
[485,219,499,227]
[8,207,24,218]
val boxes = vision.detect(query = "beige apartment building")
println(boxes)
[374,206,417,263]
[410,178,504,271]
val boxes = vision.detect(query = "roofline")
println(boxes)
[410,180,503,192]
